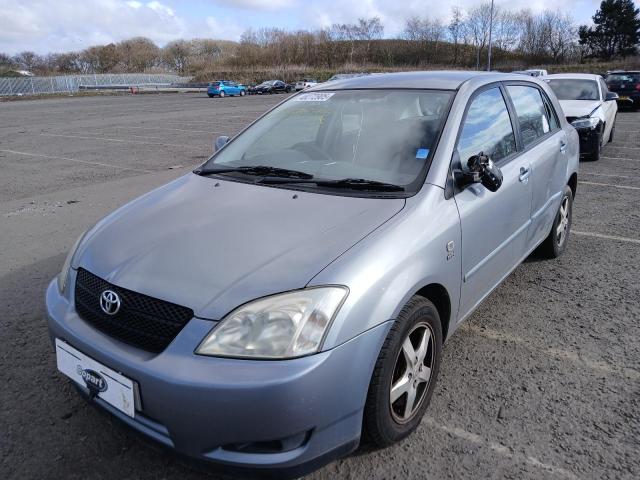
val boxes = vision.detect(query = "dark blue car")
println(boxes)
[207,81,247,98]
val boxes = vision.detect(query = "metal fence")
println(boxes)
[0,73,188,96]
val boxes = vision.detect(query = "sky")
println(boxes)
[0,0,608,55]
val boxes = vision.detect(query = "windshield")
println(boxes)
[547,79,599,100]
[606,73,640,83]
[260,81,275,86]
[202,89,453,195]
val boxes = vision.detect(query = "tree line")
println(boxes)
[1,0,638,78]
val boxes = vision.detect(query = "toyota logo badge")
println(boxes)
[99,290,121,315]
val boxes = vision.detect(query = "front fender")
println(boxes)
[311,185,462,350]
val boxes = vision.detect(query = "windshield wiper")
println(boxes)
[318,178,405,191]
[260,177,405,192]
[194,165,314,180]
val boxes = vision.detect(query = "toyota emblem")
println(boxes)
[99,290,121,315]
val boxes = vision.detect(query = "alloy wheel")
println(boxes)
[389,322,434,424]
[556,195,570,247]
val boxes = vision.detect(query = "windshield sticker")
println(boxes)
[295,92,335,102]
[416,148,430,159]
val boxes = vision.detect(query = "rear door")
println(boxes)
[598,77,617,138]
[504,84,567,251]
[454,85,533,319]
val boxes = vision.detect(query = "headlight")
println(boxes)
[196,287,348,359]
[57,230,87,294]
[571,117,599,129]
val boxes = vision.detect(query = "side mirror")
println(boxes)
[454,152,503,192]
[605,91,619,101]
[214,135,230,153]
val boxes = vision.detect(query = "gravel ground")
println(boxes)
[1,93,639,480]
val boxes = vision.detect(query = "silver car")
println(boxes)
[46,71,579,478]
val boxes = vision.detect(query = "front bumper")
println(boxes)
[45,276,390,478]
[574,126,600,156]
[614,93,640,107]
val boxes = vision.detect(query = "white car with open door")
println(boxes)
[546,73,618,161]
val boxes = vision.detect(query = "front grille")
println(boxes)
[75,268,194,353]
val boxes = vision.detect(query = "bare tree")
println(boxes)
[544,11,576,63]
[466,3,495,69]
[117,37,159,71]
[12,51,42,72]
[448,7,466,65]
[162,40,191,74]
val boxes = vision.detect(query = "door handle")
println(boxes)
[560,140,567,153]
[519,167,530,183]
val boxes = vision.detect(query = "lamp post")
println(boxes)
[487,0,495,71]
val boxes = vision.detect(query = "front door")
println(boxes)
[454,86,532,320]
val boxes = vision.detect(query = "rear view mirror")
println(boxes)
[605,92,619,101]
[214,135,230,152]
[454,152,503,192]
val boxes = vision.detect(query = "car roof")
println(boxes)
[311,70,546,91]
[546,73,601,80]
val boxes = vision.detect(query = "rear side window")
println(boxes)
[541,92,559,130]
[458,87,516,163]
[506,85,551,147]
[599,78,608,98]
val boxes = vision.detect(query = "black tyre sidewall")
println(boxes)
[364,297,443,446]
[590,127,602,161]
[550,185,573,257]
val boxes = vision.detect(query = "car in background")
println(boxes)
[326,73,370,82]
[253,80,292,94]
[524,69,548,77]
[546,73,618,161]
[511,69,548,77]
[47,71,578,478]
[295,79,319,91]
[207,81,247,98]
[605,70,640,110]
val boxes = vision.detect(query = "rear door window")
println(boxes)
[506,85,552,148]
[457,87,517,164]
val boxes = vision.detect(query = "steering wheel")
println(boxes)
[291,142,332,161]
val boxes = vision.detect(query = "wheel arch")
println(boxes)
[414,283,451,341]
[568,172,578,198]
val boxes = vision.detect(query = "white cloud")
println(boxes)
[207,0,294,10]
[0,0,602,54]
[0,0,190,54]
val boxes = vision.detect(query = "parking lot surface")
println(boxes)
[1,93,639,480]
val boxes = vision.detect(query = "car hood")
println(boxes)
[74,174,404,319]
[558,100,602,118]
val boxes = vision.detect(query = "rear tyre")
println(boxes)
[364,296,442,447]
[219,91,225,98]
[538,185,573,259]
[207,94,214,98]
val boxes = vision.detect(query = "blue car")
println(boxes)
[207,80,246,98]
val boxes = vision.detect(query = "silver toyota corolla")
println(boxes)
[46,71,579,478]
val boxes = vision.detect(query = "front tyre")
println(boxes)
[240,90,246,96]
[364,296,442,447]
[589,126,603,161]
[538,185,573,259]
